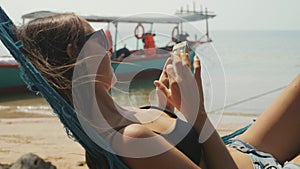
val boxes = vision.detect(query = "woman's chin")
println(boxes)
[111,74,117,87]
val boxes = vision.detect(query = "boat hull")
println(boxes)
[0,53,175,92]
[112,53,170,82]
[0,57,166,93]
[0,61,26,92]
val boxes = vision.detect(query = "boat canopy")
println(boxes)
[21,10,216,24]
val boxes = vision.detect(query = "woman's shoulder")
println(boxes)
[110,124,163,155]
[119,123,157,138]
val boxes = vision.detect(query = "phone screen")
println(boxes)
[172,41,188,53]
[171,41,188,73]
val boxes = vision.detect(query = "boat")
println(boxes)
[82,8,216,82]
[0,55,26,92]
[1,5,216,91]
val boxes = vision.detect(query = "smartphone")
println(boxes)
[172,41,188,73]
[172,41,188,53]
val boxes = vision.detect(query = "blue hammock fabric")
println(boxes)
[0,6,250,168]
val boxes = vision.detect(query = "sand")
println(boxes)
[0,112,254,169]
[0,114,87,169]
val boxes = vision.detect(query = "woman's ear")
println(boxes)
[66,43,74,59]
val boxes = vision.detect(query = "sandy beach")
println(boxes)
[0,113,87,169]
[0,111,255,169]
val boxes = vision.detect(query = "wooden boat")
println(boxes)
[0,56,26,92]
[2,5,216,91]
[77,7,216,82]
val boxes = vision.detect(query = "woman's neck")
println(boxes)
[95,84,134,129]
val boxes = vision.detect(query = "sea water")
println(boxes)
[212,30,300,114]
[0,31,299,118]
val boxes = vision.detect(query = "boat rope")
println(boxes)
[213,85,287,112]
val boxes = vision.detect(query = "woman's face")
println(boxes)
[97,51,117,90]
[81,20,116,90]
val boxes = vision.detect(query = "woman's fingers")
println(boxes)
[193,55,201,79]
[163,57,172,70]
[158,58,172,86]
[173,53,181,70]
[172,51,192,78]
[181,52,191,68]
[193,55,202,88]
[154,80,170,98]
[166,64,176,78]
[166,64,182,108]
[159,70,169,86]
[193,56,205,110]
[154,80,171,108]
[174,53,187,78]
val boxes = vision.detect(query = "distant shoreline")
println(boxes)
[0,111,55,119]
[0,110,257,119]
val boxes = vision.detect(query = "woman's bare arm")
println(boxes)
[115,124,202,169]
[155,54,238,169]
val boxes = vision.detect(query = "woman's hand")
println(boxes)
[193,55,205,113]
[155,58,175,112]
[154,52,205,122]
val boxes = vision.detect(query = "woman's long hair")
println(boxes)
[17,13,90,105]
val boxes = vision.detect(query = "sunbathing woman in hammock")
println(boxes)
[16,13,300,169]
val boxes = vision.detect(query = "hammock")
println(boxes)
[0,6,249,169]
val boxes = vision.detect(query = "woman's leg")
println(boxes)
[239,74,300,164]
[290,154,300,164]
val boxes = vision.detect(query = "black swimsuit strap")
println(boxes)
[139,105,177,119]
[113,106,177,132]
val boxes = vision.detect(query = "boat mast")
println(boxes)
[205,8,211,42]
[193,1,196,13]
[180,22,183,35]
[113,22,118,59]
[136,37,139,50]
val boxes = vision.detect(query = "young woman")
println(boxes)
[17,13,300,169]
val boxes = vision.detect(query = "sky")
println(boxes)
[1,0,300,30]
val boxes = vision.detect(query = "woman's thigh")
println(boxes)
[290,154,300,164]
[239,74,300,164]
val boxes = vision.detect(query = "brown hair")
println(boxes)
[17,13,92,104]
